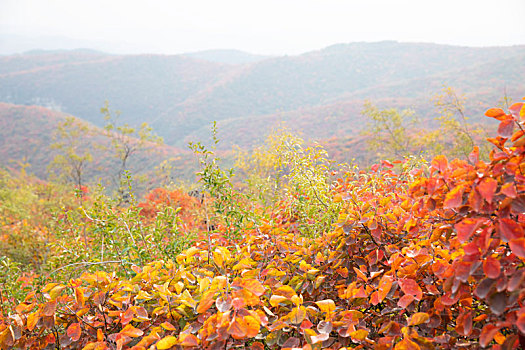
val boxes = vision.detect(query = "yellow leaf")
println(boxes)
[49,284,66,300]
[269,295,287,307]
[289,306,307,325]
[315,299,335,313]
[350,329,368,341]
[156,335,178,349]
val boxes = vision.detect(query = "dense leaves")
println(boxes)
[1,101,525,349]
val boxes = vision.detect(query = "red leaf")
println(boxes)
[480,324,501,347]
[488,292,507,315]
[67,323,81,342]
[232,297,246,310]
[455,218,483,243]
[509,238,525,258]
[483,256,501,279]
[517,312,525,334]
[501,183,517,198]
[474,278,495,299]
[120,307,134,325]
[250,342,265,350]
[468,146,479,164]
[498,119,514,138]
[398,278,422,300]
[397,294,415,308]
[41,300,57,317]
[477,177,498,204]
[498,218,524,242]
[455,310,472,336]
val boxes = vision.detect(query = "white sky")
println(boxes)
[1,0,524,55]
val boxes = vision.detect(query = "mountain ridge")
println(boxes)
[0,41,523,151]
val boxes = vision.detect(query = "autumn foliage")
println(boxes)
[1,101,525,349]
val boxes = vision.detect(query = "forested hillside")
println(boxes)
[1,99,524,349]
[0,103,193,187]
[1,42,523,149]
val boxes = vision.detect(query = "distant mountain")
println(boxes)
[0,41,523,154]
[182,49,272,64]
[0,33,145,56]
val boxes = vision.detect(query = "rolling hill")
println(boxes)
[0,41,523,167]
[0,102,194,187]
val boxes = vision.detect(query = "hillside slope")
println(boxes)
[0,103,193,185]
[0,42,523,148]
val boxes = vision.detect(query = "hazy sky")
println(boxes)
[1,0,524,55]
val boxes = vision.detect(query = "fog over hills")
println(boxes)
[0,41,523,154]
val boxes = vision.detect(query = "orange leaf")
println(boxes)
[120,324,143,338]
[477,178,498,204]
[160,322,176,331]
[227,317,248,339]
[75,288,85,308]
[250,341,265,350]
[96,329,104,342]
[274,285,296,298]
[236,279,266,296]
[244,315,261,337]
[485,107,507,120]
[377,274,393,303]
[269,295,287,307]
[443,185,465,209]
[394,338,420,350]
[120,307,134,325]
[431,155,448,173]
[196,290,216,314]
[353,266,368,282]
[178,334,199,347]
[409,312,429,326]
[67,323,81,342]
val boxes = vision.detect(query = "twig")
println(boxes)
[49,260,131,275]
